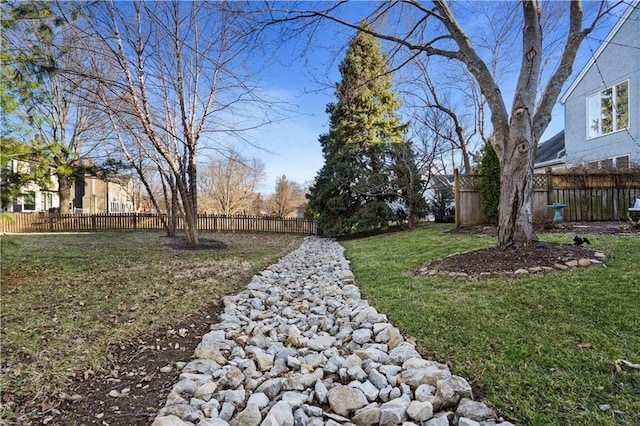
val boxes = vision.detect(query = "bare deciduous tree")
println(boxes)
[269,175,306,217]
[199,150,265,215]
[264,0,620,248]
[4,7,112,213]
[89,1,274,245]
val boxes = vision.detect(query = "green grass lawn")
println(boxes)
[0,231,303,421]
[342,224,639,425]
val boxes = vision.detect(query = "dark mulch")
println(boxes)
[424,243,597,275]
[437,222,637,275]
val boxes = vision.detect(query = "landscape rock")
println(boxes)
[152,237,509,425]
[436,376,474,409]
[455,398,496,422]
[229,403,261,426]
[327,386,368,416]
[407,400,434,422]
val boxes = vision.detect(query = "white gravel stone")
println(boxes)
[407,400,434,421]
[152,415,194,426]
[455,398,496,422]
[459,417,482,426]
[152,237,502,425]
[436,376,473,409]
[327,386,368,417]
[262,401,294,425]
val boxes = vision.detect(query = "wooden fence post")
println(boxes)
[546,167,553,205]
[454,168,460,228]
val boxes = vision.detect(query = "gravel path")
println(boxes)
[152,237,513,426]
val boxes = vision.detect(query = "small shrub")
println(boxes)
[428,186,455,223]
[533,210,554,231]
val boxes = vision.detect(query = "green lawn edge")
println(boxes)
[341,224,640,425]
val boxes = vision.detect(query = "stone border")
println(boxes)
[416,252,607,281]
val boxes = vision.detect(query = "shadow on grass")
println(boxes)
[165,236,229,250]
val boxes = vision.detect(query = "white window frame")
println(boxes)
[589,154,631,169]
[22,191,36,211]
[587,80,629,139]
[111,196,119,213]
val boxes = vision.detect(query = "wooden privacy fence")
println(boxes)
[1,213,317,235]
[455,169,640,226]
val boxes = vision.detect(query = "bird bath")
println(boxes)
[547,202,567,227]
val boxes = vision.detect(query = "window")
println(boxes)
[600,158,613,169]
[616,155,630,169]
[22,191,36,210]
[588,81,629,138]
[41,192,53,211]
[111,196,119,213]
[589,155,630,169]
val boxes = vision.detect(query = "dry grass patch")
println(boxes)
[0,231,303,422]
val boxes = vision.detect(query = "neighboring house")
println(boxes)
[72,173,135,214]
[1,160,134,214]
[534,130,566,173]
[559,0,640,169]
[1,160,59,213]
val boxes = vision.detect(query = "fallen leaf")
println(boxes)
[578,343,592,349]
[141,372,156,382]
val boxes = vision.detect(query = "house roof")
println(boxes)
[535,130,565,164]
[560,0,639,104]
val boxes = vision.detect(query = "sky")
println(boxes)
[235,2,627,194]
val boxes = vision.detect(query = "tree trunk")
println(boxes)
[184,158,199,245]
[168,185,178,238]
[58,175,73,214]
[407,206,416,230]
[497,107,537,248]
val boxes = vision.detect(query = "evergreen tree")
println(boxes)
[1,2,60,210]
[307,21,407,236]
[479,141,501,224]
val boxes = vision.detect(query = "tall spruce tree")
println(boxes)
[307,21,408,236]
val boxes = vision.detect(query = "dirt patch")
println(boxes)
[50,305,224,426]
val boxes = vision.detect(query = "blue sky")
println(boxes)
[239,2,625,193]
